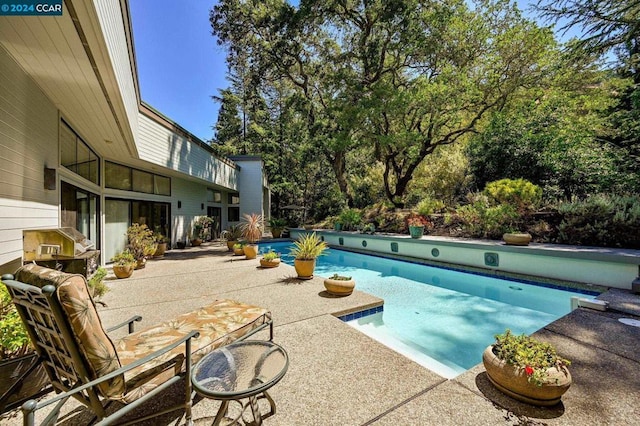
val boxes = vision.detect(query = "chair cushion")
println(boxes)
[14,264,125,398]
[114,299,271,403]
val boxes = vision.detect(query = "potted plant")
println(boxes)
[406,214,431,239]
[323,273,356,296]
[502,231,532,246]
[191,216,214,246]
[111,250,137,279]
[241,213,263,259]
[483,329,572,406]
[289,232,328,279]
[232,242,245,256]
[268,217,287,238]
[126,223,157,269]
[221,224,242,251]
[153,232,169,257]
[259,250,281,268]
[87,267,109,303]
[176,240,186,249]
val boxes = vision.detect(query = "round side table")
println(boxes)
[192,340,288,425]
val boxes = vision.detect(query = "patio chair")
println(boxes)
[2,263,273,426]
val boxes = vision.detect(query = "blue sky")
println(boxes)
[129,1,563,143]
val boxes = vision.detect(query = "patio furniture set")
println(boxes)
[2,263,287,425]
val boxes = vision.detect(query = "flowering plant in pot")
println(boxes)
[406,214,431,238]
[483,329,572,406]
[289,232,328,279]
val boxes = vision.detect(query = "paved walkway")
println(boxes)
[3,242,639,425]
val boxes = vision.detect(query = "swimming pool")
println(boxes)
[259,242,597,378]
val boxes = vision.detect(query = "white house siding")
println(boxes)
[137,113,238,190]
[171,177,210,244]
[0,45,59,272]
[91,0,139,140]
[231,158,267,220]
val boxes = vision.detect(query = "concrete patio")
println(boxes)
[2,242,639,425]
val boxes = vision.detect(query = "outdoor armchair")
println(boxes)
[2,263,273,425]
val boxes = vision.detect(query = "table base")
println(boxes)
[213,391,276,426]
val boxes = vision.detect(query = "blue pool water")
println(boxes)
[259,242,597,377]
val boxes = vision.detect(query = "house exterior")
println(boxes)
[0,1,269,273]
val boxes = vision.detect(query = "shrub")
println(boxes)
[0,282,30,360]
[338,208,362,231]
[557,194,640,248]
[455,201,520,239]
[416,196,446,216]
[484,178,542,211]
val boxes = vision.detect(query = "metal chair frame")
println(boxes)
[2,273,200,426]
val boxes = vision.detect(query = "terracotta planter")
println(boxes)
[482,346,571,406]
[233,247,245,256]
[153,242,167,257]
[503,233,532,246]
[271,228,283,238]
[409,225,424,239]
[294,259,316,279]
[260,258,281,268]
[243,244,259,259]
[113,264,134,279]
[226,240,237,251]
[135,258,146,270]
[191,238,203,247]
[323,277,356,296]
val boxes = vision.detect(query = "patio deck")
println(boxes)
[3,242,639,425]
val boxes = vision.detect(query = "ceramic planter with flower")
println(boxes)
[406,214,431,239]
[483,329,572,406]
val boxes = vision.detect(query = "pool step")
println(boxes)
[571,297,609,312]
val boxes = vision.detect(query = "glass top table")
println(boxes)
[192,340,289,425]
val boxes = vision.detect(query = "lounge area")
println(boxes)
[2,242,639,425]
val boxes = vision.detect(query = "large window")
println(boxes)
[104,198,170,261]
[61,181,99,248]
[60,120,99,185]
[105,161,171,196]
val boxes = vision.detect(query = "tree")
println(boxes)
[212,0,555,207]
[212,88,242,156]
[536,0,640,170]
